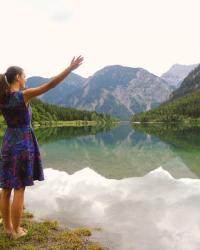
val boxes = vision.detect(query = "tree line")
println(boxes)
[131,89,200,122]
[0,97,119,125]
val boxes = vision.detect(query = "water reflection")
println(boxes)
[38,123,200,179]
[132,123,200,178]
[1,123,200,179]
[24,166,200,250]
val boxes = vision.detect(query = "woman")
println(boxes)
[0,55,84,238]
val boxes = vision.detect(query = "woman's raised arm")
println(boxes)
[22,55,84,102]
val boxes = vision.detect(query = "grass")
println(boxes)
[0,209,107,250]
[32,120,104,127]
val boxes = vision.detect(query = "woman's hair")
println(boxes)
[0,66,24,104]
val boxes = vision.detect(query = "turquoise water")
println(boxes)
[35,122,200,179]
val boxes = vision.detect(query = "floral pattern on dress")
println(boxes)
[0,91,45,189]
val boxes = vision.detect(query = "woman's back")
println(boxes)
[0,90,32,128]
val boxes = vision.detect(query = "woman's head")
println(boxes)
[0,66,26,103]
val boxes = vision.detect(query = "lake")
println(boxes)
[1,122,200,250]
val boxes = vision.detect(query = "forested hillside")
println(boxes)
[167,64,200,101]
[131,64,200,122]
[0,97,118,126]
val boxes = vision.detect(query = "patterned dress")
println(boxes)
[0,90,45,189]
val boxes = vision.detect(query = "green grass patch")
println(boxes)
[0,209,107,250]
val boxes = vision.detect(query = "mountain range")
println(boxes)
[131,63,200,122]
[167,64,200,102]
[26,63,198,120]
[161,63,198,87]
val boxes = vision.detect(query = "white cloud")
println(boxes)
[0,0,200,78]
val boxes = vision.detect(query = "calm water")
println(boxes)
[1,122,200,249]
[32,122,200,179]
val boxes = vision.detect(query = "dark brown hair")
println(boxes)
[0,66,23,104]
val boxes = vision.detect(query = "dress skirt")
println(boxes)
[0,125,45,189]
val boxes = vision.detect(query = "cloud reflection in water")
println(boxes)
[24,166,200,250]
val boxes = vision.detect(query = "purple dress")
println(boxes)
[0,90,45,189]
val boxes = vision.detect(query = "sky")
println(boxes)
[0,0,200,79]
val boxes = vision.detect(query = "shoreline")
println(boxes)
[0,204,108,250]
[32,120,120,127]
[0,120,121,129]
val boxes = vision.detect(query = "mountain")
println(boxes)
[131,64,200,122]
[26,73,86,106]
[26,65,173,120]
[161,63,198,87]
[64,65,173,120]
[167,64,200,102]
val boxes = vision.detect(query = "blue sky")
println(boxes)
[0,0,200,78]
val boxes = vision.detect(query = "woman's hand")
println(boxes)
[23,55,84,98]
[69,55,84,71]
